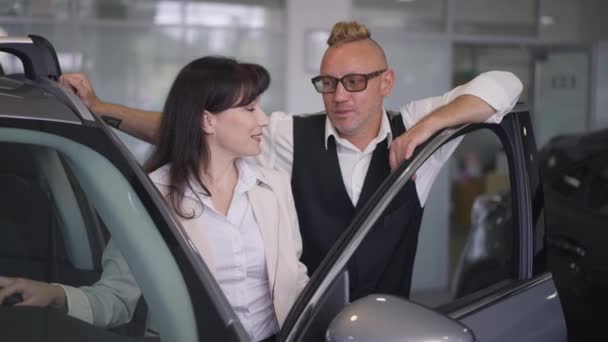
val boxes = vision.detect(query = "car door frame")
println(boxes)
[278,107,564,341]
[0,113,251,341]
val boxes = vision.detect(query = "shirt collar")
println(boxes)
[233,158,258,195]
[324,107,394,150]
[191,159,256,214]
[192,159,258,197]
[153,160,262,200]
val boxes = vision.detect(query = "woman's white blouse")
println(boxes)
[184,159,279,341]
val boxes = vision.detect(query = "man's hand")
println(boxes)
[59,73,103,114]
[0,276,66,308]
[389,94,501,171]
[389,116,437,171]
[59,73,161,143]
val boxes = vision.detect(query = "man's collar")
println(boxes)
[324,107,394,150]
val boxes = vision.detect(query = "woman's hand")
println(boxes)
[0,276,66,308]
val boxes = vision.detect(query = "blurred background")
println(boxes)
[1,0,606,143]
[1,0,606,308]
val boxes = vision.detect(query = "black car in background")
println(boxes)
[541,129,608,340]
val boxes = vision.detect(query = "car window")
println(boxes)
[0,143,77,283]
[410,129,516,309]
[0,134,212,341]
[0,142,151,339]
[0,119,257,341]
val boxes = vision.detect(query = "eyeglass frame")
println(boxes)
[311,69,387,94]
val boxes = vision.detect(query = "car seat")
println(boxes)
[0,143,54,281]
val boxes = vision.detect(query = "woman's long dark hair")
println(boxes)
[144,56,270,218]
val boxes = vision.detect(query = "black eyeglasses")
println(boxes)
[311,69,387,94]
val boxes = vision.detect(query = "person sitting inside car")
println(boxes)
[0,56,308,342]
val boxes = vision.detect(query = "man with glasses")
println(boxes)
[312,69,386,94]
[60,21,522,300]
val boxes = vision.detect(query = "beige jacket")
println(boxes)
[149,162,309,326]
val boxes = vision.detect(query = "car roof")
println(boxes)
[0,75,82,125]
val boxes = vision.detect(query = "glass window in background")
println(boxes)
[539,0,607,43]
[453,45,532,104]
[73,0,286,113]
[376,33,452,107]
[453,0,537,36]
[352,0,446,33]
[0,0,286,163]
[453,44,591,149]
[0,0,71,19]
[0,0,286,113]
[410,129,515,309]
[533,49,589,147]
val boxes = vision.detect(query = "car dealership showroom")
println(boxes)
[0,0,607,341]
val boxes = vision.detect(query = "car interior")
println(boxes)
[0,141,147,335]
[0,143,97,281]
[0,129,198,342]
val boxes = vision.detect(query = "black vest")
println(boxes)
[292,112,424,300]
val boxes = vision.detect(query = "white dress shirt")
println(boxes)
[253,71,522,206]
[59,160,307,339]
[187,160,278,341]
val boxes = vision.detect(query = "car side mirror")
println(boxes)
[326,295,475,342]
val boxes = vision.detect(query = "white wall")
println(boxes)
[284,0,351,114]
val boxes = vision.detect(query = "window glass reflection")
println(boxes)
[0,0,286,114]
[0,0,70,18]
[453,45,532,103]
[353,0,445,33]
[539,0,606,42]
[411,129,515,308]
[454,0,536,36]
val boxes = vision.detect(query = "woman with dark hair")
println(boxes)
[145,56,309,341]
[0,56,308,342]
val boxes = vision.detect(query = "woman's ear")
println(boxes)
[201,110,215,134]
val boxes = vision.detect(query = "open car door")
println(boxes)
[278,107,566,342]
